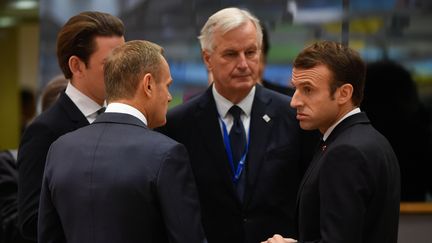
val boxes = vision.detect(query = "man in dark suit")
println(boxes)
[263,41,400,243]
[38,40,206,243]
[17,11,125,241]
[158,7,317,243]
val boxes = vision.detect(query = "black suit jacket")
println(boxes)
[38,112,206,243]
[296,112,400,243]
[158,85,317,243]
[17,92,89,240]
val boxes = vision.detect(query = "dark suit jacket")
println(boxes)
[0,151,33,243]
[0,150,17,242]
[158,85,318,243]
[261,79,294,97]
[296,112,400,243]
[17,92,89,240]
[38,112,205,243]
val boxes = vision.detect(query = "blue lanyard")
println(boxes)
[219,116,250,184]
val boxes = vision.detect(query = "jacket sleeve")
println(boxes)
[37,145,66,243]
[17,121,57,240]
[156,143,207,243]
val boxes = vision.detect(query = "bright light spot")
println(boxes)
[10,0,38,10]
[0,17,17,28]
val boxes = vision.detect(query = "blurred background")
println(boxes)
[1,0,432,179]
[1,0,432,149]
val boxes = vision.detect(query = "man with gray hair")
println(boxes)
[158,7,317,243]
[38,40,206,243]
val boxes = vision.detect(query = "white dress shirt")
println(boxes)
[105,102,148,126]
[65,82,105,123]
[212,85,255,140]
[322,107,361,141]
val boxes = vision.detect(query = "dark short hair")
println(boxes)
[57,11,124,79]
[293,40,366,106]
[261,25,270,58]
[104,40,164,102]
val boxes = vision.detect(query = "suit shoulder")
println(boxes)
[31,101,74,130]
[19,105,68,147]
[149,129,183,147]
[259,88,297,120]
[330,124,395,160]
[261,85,292,101]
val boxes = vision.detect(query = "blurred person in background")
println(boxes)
[19,89,36,135]
[0,150,32,243]
[361,60,432,201]
[258,25,294,96]
[39,74,69,112]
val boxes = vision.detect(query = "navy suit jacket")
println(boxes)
[158,85,318,243]
[38,112,206,243]
[296,112,400,243]
[17,92,88,241]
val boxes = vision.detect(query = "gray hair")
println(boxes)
[198,7,263,53]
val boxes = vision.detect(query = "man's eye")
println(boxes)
[246,50,256,57]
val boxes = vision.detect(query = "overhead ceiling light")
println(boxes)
[9,0,38,10]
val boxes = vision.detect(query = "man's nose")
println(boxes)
[290,90,300,108]
[237,53,248,69]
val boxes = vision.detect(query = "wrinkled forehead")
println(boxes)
[291,65,332,87]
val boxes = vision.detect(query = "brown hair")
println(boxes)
[57,11,124,79]
[293,41,366,106]
[104,40,164,102]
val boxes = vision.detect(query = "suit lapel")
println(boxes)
[295,112,371,211]
[195,87,238,197]
[295,143,325,210]
[58,92,90,128]
[243,86,274,206]
[325,112,370,145]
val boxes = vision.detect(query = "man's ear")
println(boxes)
[69,56,85,77]
[337,83,353,105]
[202,50,212,71]
[141,73,154,97]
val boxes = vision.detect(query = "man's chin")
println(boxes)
[235,79,255,89]
[299,122,315,131]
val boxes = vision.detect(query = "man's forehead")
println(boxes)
[292,68,319,85]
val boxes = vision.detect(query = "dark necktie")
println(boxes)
[228,105,246,169]
[97,107,106,115]
[228,105,247,202]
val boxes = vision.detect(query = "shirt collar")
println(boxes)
[65,82,104,119]
[105,102,148,126]
[212,84,255,118]
[323,107,361,141]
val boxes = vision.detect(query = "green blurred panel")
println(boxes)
[169,93,184,109]
[268,44,304,62]
[0,28,20,150]
[268,24,311,63]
